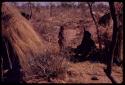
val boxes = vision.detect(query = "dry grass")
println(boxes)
[30,52,68,79]
[1,3,64,80]
[2,3,47,76]
[1,2,123,83]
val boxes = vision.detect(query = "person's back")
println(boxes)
[77,30,96,53]
[73,28,96,62]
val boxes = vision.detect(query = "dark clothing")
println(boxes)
[76,31,96,53]
[98,13,111,27]
[72,30,96,62]
[58,26,64,50]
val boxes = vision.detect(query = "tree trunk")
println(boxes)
[113,5,123,65]
[113,26,123,65]
[87,3,102,50]
[106,2,118,76]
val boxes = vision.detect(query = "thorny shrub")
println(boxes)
[29,51,68,81]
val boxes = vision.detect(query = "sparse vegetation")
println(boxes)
[1,2,123,83]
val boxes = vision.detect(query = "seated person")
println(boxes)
[74,28,96,60]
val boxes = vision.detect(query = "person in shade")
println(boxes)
[58,26,65,52]
[74,27,96,61]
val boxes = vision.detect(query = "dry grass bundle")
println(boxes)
[1,3,66,81]
[1,3,47,77]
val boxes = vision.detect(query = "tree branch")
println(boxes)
[87,2,102,49]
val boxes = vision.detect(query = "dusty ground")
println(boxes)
[65,61,123,83]
[18,4,122,84]
[26,61,123,83]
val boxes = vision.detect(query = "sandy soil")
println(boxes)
[26,61,123,83]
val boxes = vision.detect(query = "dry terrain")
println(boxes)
[1,3,123,83]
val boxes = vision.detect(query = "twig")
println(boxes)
[3,39,12,70]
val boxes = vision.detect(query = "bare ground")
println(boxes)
[26,61,123,83]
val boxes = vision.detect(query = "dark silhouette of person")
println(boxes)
[58,26,64,51]
[74,27,96,61]
[98,12,111,27]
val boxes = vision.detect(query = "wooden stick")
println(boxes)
[3,39,12,70]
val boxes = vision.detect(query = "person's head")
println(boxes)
[60,26,64,31]
[82,26,91,38]
[84,31,91,38]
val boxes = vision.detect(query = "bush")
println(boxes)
[30,51,68,81]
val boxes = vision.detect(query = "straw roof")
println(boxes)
[1,3,48,77]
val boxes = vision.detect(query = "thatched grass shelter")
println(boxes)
[2,2,59,80]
